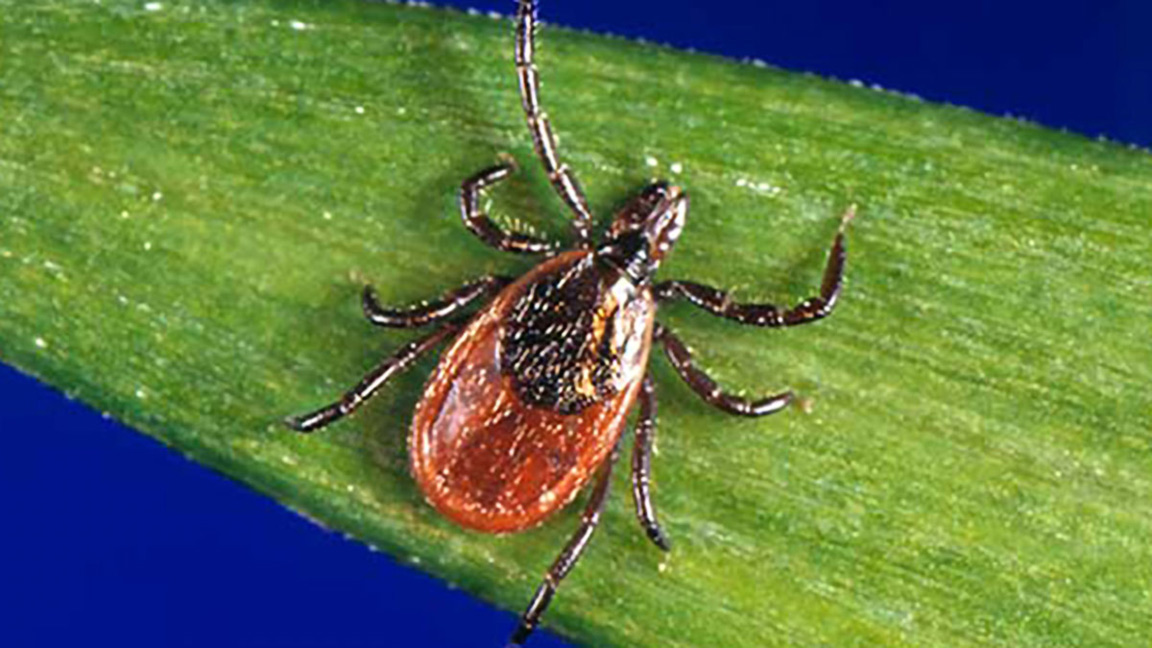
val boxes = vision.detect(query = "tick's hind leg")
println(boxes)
[462,164,556,255]
[655,323,793,417]
[632,374,670,551]
[507,444,620,648]
[655,206,855,327]
[362,275,510,328]
[284,322,460,433]
[515,0,594,248]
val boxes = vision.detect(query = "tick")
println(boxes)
[285,1,854,645]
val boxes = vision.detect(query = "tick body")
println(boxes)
[412,250,655,533]
[286,1,854,645]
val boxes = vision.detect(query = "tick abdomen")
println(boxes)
[410,252,654,533]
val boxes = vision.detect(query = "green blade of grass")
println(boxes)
[3,1,1152,646]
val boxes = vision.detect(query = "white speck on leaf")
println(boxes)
[354,105,365,115]
[290,19,309,31]
[670,162,683,174]
[645,156,658,167]
[144,2,162,11]
[735,177,782,196]
[151,191,163,201]
[34,337,47,349]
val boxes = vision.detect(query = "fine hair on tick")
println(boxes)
[285,1,856,646]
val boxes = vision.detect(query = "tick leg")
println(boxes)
[655,322,793,417]
[632,373,671,551]
[516,0,595,248]
[462,164,557,255]
[508,444,620,648]
[654,206,855,327]
[362,275,511,328]
[284,322,460,433]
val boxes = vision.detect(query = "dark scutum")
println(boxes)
[502,256,621,414]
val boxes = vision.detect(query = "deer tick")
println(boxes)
[286,0,855,645]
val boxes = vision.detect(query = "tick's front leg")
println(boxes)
[655,206,855,327]
[515,0,594,248]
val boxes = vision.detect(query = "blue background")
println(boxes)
[2,1,1149,646]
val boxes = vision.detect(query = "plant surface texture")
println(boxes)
[1,1,1151,647]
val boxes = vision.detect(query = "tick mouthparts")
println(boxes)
[659,185,686,214]
[644,186,688,259]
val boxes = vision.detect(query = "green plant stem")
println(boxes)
[2,1,1151,646]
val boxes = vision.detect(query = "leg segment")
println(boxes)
[655,206,855,327]
[632,374,670,551]
[507,444,620,648]
[284,322,460,433]
[461,164,556,255]
[655,323,793,417]
[515,0,594,248]
[361,275,510,328]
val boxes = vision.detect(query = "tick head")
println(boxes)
[601,182,689,282]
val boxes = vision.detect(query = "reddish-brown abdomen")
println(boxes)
[410,251,654,533]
